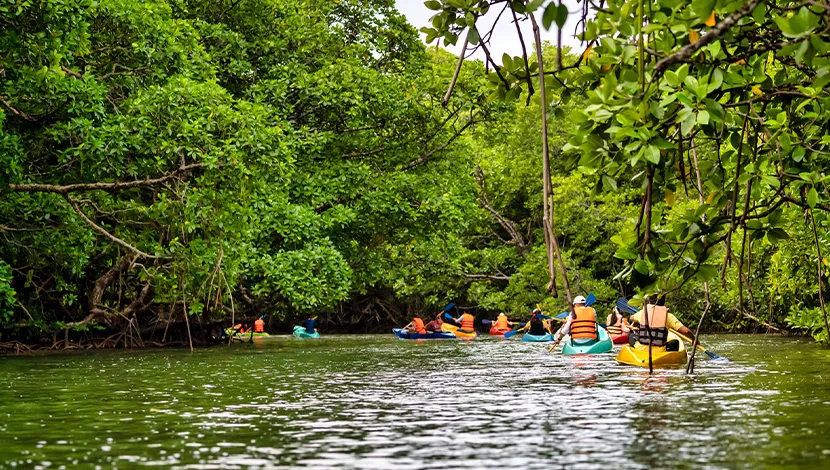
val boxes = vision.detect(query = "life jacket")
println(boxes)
[570,307,597,340]
[606,313,623,335]
[459,313,475,332]
[495,316,509,329]
[254,318,265,333]
[234,323,245,334]
[638,304,668,347]
[413,317,426,334]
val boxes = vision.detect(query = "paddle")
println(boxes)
[670,328,730,362]
[616,297,639,314]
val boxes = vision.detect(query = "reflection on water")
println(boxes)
[0,335,828,468]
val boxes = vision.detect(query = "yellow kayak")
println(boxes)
[441,323,477,339]
[615,331,687,367]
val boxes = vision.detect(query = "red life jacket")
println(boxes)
[413,317,426,334]
[460,313,475,332]
[571,307,597,340]
[254,318,265,333]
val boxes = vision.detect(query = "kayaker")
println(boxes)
[454,311,476,333]
[628,298,692,350]
[528,310,549,336]
[554,296,597,345]
[606,307,629,336]
[424,313,444,332]
[253,316,265,333]
[301,315,317,335]
[493,313,511,331]
[404,316,427,334]
[233,323,246,334]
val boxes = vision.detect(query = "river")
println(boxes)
[0,334,828,469]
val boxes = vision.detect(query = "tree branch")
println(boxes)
[653,0,762,76]
[9,162,203,194]
[64,194,155,258]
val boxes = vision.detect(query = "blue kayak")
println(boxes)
[393,328,456,340]
[522,332,554,342]
[293,325,320,339]
[561,326,613,355]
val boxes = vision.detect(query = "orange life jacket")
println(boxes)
[460,313,475,332]
[638,304,669,346]
[234,323,246,334]
[413,317,426,334]
[606,312,623,335]
[495,316,509,329]
[254,318,265,333]
[571,307,597,340]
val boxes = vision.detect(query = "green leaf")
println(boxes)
[425,0,442,10]
[808,186,819,208]
[691,0,716,22]
[467,27,480,45]
[526,0,545,13]
[694,264,718,281]
[554,3,569,28]
[542,3,557,30]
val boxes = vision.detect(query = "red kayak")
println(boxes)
[611,332,629,344]
[489,326,511,336]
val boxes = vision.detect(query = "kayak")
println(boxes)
[522,332,553,342]
[561,326,613,355]
[224,329,270,338]
[489,326,511,336]
[441,323,477,339]
[293,325,320,339]
[615,331,688,367]
[393,328,456,340]
[611,332,629,344]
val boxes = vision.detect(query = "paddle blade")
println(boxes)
[555,311,569,320]
[537,314,551,320]
[705,350,730,362]
[481,319,492,324]
[503,329,520,339]
[443,313,454,321]
[443,302,455,312]
[616,297,639,314]
[586,293,596,306]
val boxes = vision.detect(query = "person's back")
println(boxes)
[458,312,475,332]
[494,314,510,329]
[606,308,624,335]
[254,317,265,333]
[570,306,598,343]
[302,317,316,334]
[412,317,426,334]
[528,315,547,335]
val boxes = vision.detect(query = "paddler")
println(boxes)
[554,296,597,345]
[301,315,318,335]
[253,316,265,333]
[493,313,511,331]
[424,313,444,332]
[628,297,692,351]
[606,307,629,336]
[453,311,476,334]
[403,315,427,334]
[527,310,550,336]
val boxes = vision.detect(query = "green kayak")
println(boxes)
[561,326,613,355]
[293,325,320,339]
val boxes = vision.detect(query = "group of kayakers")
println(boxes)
[397,295,703,367]
[227,315,318,337]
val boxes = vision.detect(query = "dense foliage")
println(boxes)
[2,0,829,346]
[424,0,830,342]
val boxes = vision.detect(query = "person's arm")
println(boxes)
[556,318,571,340]
[606,314,613,325]
[667,314,693,336]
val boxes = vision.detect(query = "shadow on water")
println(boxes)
[0,334,829,468]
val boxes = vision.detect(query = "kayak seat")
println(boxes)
[665,339,680,351]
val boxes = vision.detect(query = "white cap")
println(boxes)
[498,313,506,317]
[573,295,586,305]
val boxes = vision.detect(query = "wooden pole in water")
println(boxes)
[644,301,653,374]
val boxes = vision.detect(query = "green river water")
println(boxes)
[1,334,829,469]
